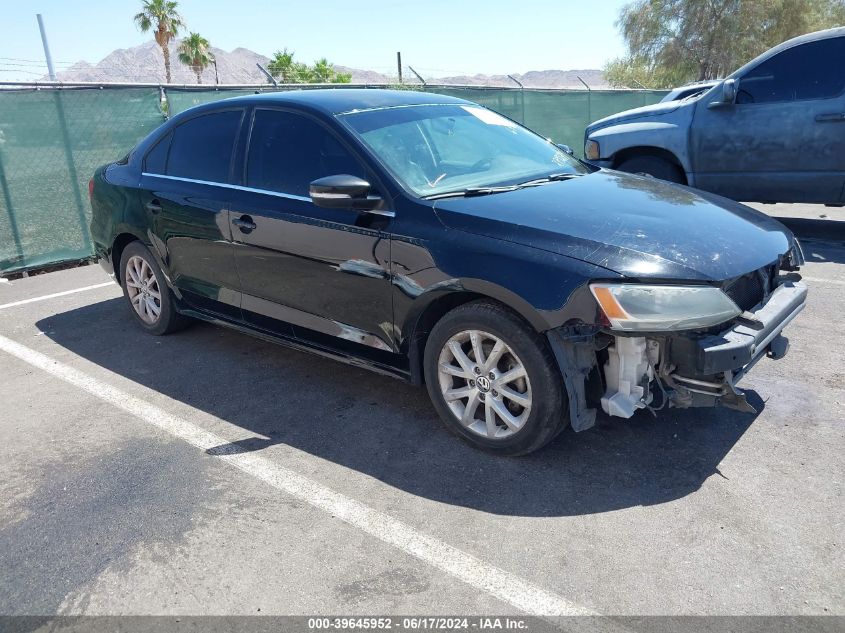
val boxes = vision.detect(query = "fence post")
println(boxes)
[53,90,92,255]
[507,75,525,124]
[0,145,25,269]
[577,76,592,124]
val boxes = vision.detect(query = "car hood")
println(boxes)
[586,100,683,134]
[432,170,793,281]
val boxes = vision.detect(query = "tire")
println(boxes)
[119,241,189,335]
[615,155,685,184]
[423,300,567,456]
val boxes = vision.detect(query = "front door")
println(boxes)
[690,36,845,204]
[230,107,395,355]
[139,108,245,319]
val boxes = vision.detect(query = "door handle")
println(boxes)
[232,215,257,233]
[145,199,162,214]
[815,113,845,122]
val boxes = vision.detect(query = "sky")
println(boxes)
[0,0,630,81]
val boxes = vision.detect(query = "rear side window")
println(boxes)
[144,131,171,174]
[167,110,243,182]
[245,109,366,197]
[738,37,845,104]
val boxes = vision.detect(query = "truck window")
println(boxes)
[737,37,845,104]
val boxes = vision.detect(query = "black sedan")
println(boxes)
[89,89,807,455]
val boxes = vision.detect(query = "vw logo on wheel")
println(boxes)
[476,375,491,392]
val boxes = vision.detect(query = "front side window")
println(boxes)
[340,104,586,197]
[245,109,366,197]
[167,110,243,182]
[738,37,845,104]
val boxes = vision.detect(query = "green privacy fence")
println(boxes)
[0,84,666,274]
[430,87,667,158]
[0,88,165,273]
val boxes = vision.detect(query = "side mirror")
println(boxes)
[556,143,575,155]
[709,78,737,108]
[310,174,384,211]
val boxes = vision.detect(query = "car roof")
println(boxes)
[190,88,473,116]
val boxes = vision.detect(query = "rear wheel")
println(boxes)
[616,155,685,184]
[119,241,189,335]
[423,301,567,455]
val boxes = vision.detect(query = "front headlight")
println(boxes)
[584,139,600,161]
[590,283,741,332]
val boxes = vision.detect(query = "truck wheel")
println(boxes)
[423,301,567,456]
[616,156,686,184]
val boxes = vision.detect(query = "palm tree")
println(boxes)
[134,0,184,84]
[312,58,351,84]
[312,58,333,83]
[178,32,214,84]
[268,49,311,83]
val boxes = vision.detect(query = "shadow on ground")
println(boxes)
[799,237,845,265]
[777,217,845,245]
[37,298,763,518]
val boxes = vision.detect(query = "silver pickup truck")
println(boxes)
[584,27,845,205]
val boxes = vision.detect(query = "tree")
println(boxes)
[178,32,214,84]
[268,49,312,83]
[267,50,352,84]
[605,0,845,89]
[134,0,184,84]
[312,58,352,84]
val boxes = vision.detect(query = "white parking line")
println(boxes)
[0,282,115,310]
[0,333,595,617]
[802,276,845,286]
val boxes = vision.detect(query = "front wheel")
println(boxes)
[615,155,685,184]
[423,301,568,455]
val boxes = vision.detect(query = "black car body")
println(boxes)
[90,89,807,454]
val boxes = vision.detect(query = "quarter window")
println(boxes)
[246,109,366,197]
[167,110,243,182]
[738,37,845,104]
[144,131,171,174]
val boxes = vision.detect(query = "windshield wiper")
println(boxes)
[424,173,584,200]
[424,185,520,200]
[516,172,584,187]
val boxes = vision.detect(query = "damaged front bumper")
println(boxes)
[661,279,807,412]
[548,280,808,431]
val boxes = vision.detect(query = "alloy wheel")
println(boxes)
[125,255,162,324]
[437,329,532,439]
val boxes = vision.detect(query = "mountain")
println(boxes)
[47,41,608,88]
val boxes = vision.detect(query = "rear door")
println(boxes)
[138,108,245,319]
[230,107,395,355]
[690,36,845,203]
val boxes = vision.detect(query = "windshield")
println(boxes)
[339,104,588,197]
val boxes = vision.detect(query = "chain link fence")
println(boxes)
[0,87,164,273]
[0,84,666,274]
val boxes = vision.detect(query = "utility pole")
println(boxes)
[396,52,403,84]
[36,14,91,256]
[212,58,219,85]
[37,14,57,80]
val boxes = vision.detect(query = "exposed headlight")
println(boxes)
[584,139,600,161]
[590,283,741,332]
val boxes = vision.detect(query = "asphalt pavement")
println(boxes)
[0,221,842,622]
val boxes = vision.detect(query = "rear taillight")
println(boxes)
[88,178,94,200]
